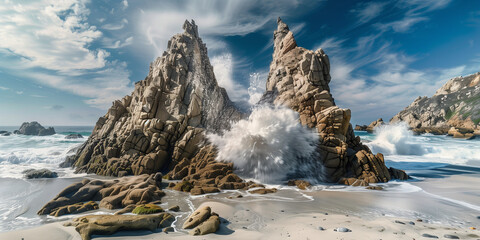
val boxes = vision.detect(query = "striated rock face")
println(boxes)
[67,20,243,176]
[258,18,406,184]
[15,121,55,136]
[391,72,480,138]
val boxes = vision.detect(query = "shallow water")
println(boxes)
[0,126,92,231]
[0,124,479,233]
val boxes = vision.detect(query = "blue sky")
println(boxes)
[0,0,479,126]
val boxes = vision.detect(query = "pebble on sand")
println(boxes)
[443,234,460,239]
[334,227,351,232]
[421,233,439,238]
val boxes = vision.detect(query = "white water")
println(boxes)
[0,133,87,178]
[363,123,480,166]
[208,106,320,183]
[0,127,91,232]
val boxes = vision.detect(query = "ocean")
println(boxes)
[0,124,479,232]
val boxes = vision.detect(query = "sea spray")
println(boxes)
[367,122,427,155]
[207,105,321,183]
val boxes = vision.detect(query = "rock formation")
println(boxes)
[183,206,220,235]
[258,18,407,185]
[23,169,58,179]
[391,72,480,138]
[14,121,55,136]
[66,20,242,177]
[64,213,174,240]
[62,19,406,188]
[366,118,385,133]
[38,174,164,216]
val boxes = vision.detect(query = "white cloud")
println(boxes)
[351,1,388,25]
[210,53,249,103]
[102,18,128,31]
[136,0,320,56]
[16,91,23,95]
[122,0,128,10]
[0,0,132,109]
[0,86,8,90]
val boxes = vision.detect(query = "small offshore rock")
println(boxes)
[163,227,174,233]
[443,234,460,239]
[408,221,415,225]
[23,169,58,179]
[334,227,351,232]
[318,227,325,231]
[16,121,55,136]
[421,233,439,238]
[65,134,83,139]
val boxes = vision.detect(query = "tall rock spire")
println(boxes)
[67,20,242,176]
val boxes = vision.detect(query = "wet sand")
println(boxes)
[1,166,480,240]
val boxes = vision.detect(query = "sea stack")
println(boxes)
[64,19,407,187]
[258,18,406,184]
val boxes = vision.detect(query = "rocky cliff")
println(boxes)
[65,19,406,188]
[391,72,480,137]
[256,18,406,185]
[66,20,242,176]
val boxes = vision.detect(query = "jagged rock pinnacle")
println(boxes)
[183,19,199,37]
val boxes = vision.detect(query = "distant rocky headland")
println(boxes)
[391,72,480,139]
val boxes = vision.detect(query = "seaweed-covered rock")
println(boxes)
[38,174,164,216]
[132,204,164,214]
[64,213,174,240]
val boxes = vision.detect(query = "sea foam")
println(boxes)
[207,106,321,183]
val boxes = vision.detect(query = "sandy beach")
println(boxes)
[2,165,479,240]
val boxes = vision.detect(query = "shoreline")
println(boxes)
[1,167,479,240]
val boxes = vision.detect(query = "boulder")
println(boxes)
[0,131,11,136]
[183,206,220,236]
[183,206,212,229]
[23,169,58,179]
[64,213,174,240]
[38,174,165,216]
[16,121,55,136]
[65,134,83,139]
[447,127,475,139]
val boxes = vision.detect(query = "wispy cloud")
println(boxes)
[0,86,8,90]
[0,0,132,109]
[351,1,388,25]
[50,105,64,110]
